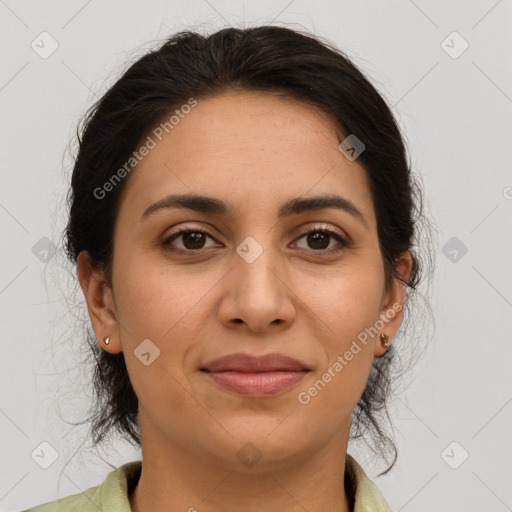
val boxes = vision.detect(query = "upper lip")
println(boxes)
[201,353,310,372]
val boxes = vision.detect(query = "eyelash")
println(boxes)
[161,224,350,256]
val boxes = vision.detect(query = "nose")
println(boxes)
[217,243,296,333]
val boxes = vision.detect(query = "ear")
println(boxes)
[77,250,122,354]
[374,250,414,357]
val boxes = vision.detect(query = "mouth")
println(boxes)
[200,353,310,397]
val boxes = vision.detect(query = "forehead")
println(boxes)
[117,90,375,227]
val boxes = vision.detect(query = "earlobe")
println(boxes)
[77,251,121,353]
[374,331,393,358]
[374,251,413,358]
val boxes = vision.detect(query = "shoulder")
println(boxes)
[345,454,394,512]
[21,485,102,512]
[22,460,142,512]
[22,457,387,511]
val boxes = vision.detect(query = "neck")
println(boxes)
[129,412,352,512]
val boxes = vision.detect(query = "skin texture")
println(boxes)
[78,90,412,512]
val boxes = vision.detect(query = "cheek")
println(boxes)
[113,256,210,409]
[294,261,383,404]
[112,251,221,356]
[298,259,384,342]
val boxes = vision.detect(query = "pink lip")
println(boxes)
[204,370,308,397]
[202,353,309,372]
[200,353,310,397]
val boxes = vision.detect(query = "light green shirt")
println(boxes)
[23,454,393,511]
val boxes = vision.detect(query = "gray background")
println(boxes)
[1,1,511,511]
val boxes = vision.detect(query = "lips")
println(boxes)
[201,353,309,372]
[200,353,310,397]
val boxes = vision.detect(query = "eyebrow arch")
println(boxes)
[141,193,369,229]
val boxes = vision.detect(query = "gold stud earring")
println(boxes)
[380,333,390,348]
[104,337,110,345]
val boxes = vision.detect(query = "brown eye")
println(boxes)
[162,225,349,256]
[294,226,349,254]
[305,232,330,250]
[180,231,207,250]
[162,229,219,253]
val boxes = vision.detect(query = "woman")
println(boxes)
[25,25,430,511]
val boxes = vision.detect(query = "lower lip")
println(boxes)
[202,370,308,397]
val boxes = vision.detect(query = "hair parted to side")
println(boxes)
[62,25,435,475]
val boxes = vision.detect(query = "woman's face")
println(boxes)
[79,90,410,470]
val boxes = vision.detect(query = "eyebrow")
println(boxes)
[141,193,369,229]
